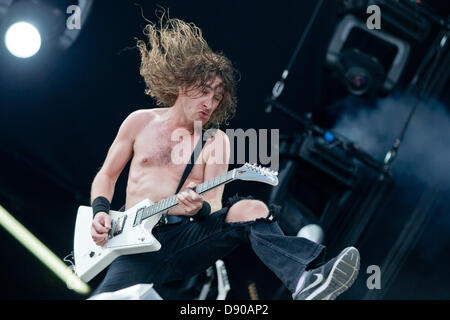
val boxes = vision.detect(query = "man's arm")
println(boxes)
[90,110,149,246]
[90,111,147,201]
[202,129,230,213]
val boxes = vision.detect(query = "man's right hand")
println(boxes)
[91,212,112,247]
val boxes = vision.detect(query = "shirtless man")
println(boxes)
[89,17,360,299]
[90,76,230,247]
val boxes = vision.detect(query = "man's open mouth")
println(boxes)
[199,111,209,119]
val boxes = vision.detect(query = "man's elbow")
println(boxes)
[95,167,120,184]
[91,170,117,198]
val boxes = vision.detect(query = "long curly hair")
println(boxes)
[136,15,238,129]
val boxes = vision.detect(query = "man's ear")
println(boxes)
[179,85,194,98]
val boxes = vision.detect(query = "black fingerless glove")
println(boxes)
[92,196,111,217]
[193,201,211,221]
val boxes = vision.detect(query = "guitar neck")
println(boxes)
[138,169,236,223]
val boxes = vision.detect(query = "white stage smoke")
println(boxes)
[332,94,450,188]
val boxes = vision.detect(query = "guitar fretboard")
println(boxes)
[136,169,235,224]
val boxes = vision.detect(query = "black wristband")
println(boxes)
[92,196,111,216]
[193,201,211,221]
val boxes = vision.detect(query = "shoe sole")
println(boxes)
[306,247,360,300]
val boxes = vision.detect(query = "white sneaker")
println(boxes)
[293,247,360,300]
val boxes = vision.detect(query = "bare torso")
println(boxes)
[125,108,210,210]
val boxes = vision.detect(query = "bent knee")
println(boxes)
[225,199,270,223]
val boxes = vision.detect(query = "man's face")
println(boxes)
[179,76,224,125]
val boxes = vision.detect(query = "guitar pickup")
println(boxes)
[133,207,144,227]
[109,215,127,238]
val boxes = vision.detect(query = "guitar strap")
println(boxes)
[165,128,216,225]
[175,129,207,194]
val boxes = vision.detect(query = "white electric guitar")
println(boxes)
[73,163,278,282]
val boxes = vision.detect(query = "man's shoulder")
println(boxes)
[202,128,230,165]
[118,108,158,138]
[204,128,229,144]
[126,108,156,120]
[203,128,230,159]
[123,108,160,126]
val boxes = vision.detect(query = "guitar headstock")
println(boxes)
[234,163,278,186]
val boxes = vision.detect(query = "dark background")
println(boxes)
[0,0,449,299]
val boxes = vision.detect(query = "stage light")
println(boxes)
[324,131,335,142]
[0,205,90,295]
[4,21,41,58]
[0,0,93,58]
[297,224,324,244]
[326,14,411,98]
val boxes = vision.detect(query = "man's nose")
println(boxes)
[203,95,213,109]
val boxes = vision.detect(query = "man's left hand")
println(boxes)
[175,181,204,216]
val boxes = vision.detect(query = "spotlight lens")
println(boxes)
[345,67,371,96]
[5,22,41,58]
[349,75,367,91]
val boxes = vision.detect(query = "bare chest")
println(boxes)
[132,124,207,180]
